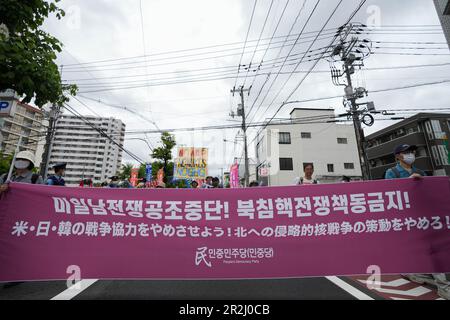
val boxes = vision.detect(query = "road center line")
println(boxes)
[50,279,98,300]
[325,276,374,300]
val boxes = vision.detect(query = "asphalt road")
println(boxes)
[0,277,382,300]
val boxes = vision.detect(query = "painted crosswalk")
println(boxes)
[346,275,444,300]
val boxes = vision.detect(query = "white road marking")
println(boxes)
[51,279,98,300]
[373,285,431,297]
[358,278,410,287]
[325,276,374,300]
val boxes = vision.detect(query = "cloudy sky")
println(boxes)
[42,0,450,176]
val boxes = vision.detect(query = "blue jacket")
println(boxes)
[385,163,426,179]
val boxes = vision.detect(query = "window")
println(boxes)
[438,145,449,165]
[344,163,355,170]
[432,120,446,139]
[301,132,312,139]
[327,164,334,173]
[431,146,442,166]
[279,132,291,144]
[279,158,294,171]
[337,138,348,144]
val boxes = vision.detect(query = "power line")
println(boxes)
[61,29,342,69]
[246,0,291,95]
[61,25,443,69]
[63,33,337,74]
[67,48,330,87]
[242,0,274,88]
[233,0,258,90]
[245,0,313,122]
[118,114,405,136]
[250,0,368,147]
[63,60,450,84]
[251,0,343,125]
[62,103,146,164]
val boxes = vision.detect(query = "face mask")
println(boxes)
[402,153,416,165]
[14,160,30,169]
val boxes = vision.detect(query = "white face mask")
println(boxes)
[14,160,30,170]
[402,153,416,165]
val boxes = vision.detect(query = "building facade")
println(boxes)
[366,113,450,179]
[48,114,125,186]
[434,0,450,49]
[255,108,362,186]
[0,100,45,164]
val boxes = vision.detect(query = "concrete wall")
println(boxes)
[257,108,362,186]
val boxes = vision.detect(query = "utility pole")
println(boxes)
[344,62,371,180]
[40,104,61,178]
[230,86,251,187]
[40,65,64,179]
[329,23,374,180]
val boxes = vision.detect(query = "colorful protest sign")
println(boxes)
[144,164,152,187]
[157,168,164,184]
[0,177,449,282]
[130,168,139,187]
[174,147,208,179]
[230,163,240,188]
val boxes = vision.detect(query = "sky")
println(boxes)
[42,0,450,176]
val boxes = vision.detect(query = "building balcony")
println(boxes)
[366,132,427,160]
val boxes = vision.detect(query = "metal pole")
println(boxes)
[344,64,369,180]
[6,136,23,181]
[240,88,250,187]
[231,86,251,187]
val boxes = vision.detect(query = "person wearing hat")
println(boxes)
[385,144,426,179]
[385,144,449,299]
[46,163,67,186]
[107,176,120,188]
[0,151,44,194]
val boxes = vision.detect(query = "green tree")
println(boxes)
[0,0,77,107]
[151,132,176,185]
[0,152,13,176]
[118,163,133,180]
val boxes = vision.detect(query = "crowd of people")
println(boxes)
[0,143,448,299]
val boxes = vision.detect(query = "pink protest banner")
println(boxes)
[0,177,449,282]
[230,163,239,189]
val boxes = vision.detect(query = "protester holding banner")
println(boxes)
[0,151,43,194]
[294,163,318,185]
[249,181,260,187]
[212,177,221,188]
[191,181,199,189]
[202,176,213,189]
[385,144,426,179]
[386,144,449,299]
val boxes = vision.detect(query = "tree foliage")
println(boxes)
[151,132,176,184]
[0,152,13,176]
[118,163,133,181]
[0,0,77,107]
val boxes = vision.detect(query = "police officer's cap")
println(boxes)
[53,162,67,170]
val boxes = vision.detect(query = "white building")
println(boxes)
[48,114,125,186]
[0,100,45,163]
[255,108,362,186]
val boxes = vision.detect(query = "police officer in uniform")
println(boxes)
[46,163,66,186]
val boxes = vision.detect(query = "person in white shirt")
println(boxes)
[294,163,318,185]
